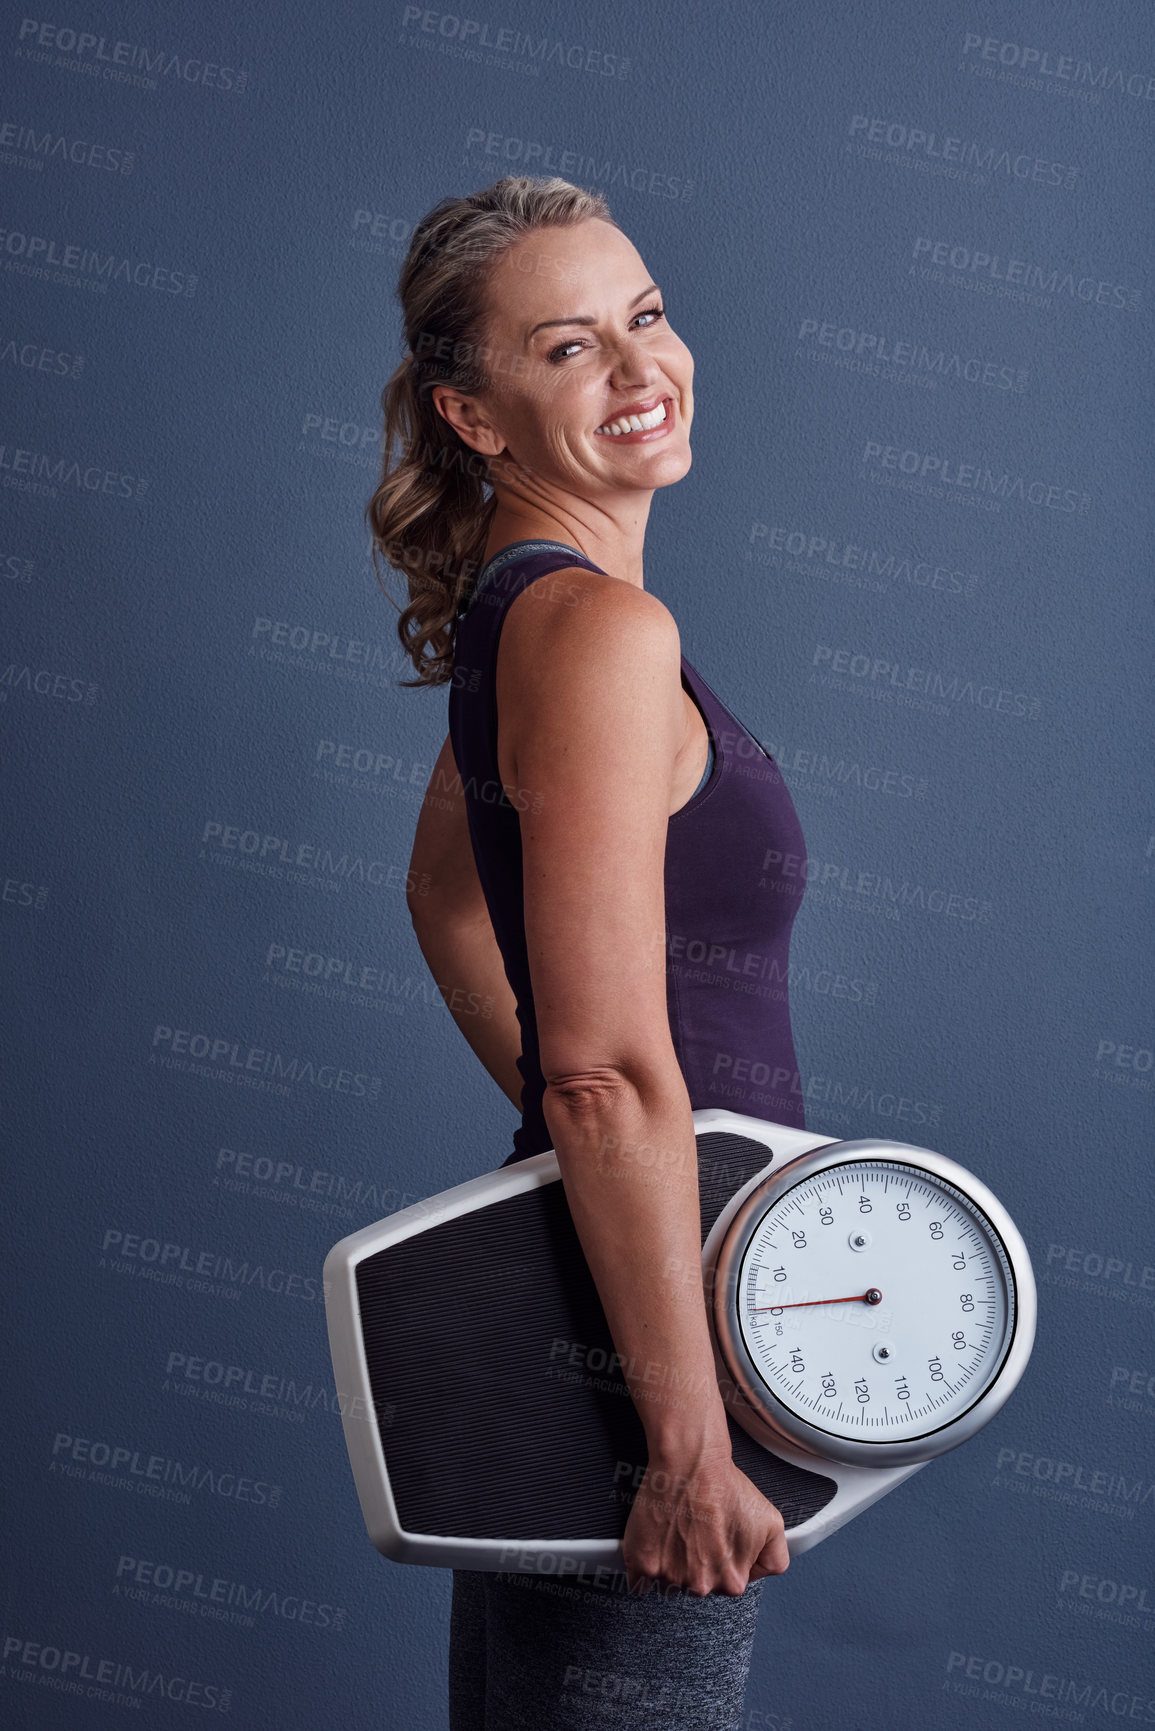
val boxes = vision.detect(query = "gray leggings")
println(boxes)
[448,1566,765,1730]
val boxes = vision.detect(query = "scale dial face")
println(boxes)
[711,1143,1031,1467]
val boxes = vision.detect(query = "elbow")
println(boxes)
[543,1057,680,1122]
[543,1072,640,1152]
[405,856,427,920]
[406,870,442,925]
[544,1066,637,1117]
[408,885,484,933]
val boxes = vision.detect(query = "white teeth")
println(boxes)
[595,400,668,436]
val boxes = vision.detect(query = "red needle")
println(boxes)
[752,1288,882,1312]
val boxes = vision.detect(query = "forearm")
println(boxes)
[543,1073,733,1465]
[409,900,525,1110]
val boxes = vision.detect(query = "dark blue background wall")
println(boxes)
[3,0,1153,1725]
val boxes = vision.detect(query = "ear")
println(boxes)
[431,385,506,458]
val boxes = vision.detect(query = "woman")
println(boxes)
[369,176,809,1731]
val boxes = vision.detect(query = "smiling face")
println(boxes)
[431,217,694,511]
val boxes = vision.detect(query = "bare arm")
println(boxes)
[406,733,525,1111]
[500,570,788,1596]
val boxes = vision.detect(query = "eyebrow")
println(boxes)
[527,284,661,338]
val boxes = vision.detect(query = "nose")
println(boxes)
[606,332,661,392]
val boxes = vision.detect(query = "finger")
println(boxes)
[715,1565,752,1597]
[752,1530,790,1577]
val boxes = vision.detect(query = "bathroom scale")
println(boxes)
[324,1109,1035,1574]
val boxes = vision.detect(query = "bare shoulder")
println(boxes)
[499,564,680,680]
[494,565,684,799]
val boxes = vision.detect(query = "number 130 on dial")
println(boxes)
[707,1140,1037,1468]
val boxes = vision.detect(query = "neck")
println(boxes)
[482,497,652,590]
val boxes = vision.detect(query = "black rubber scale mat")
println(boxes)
[355,1132,837,1538]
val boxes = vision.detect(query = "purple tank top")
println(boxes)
[448,543,808,1165]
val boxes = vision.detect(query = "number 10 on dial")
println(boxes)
[707,1141,1037,1468]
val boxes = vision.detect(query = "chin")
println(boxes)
[656,446,693,487]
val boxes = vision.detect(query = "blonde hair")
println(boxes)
[367,175,617,688]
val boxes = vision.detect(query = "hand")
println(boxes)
[620,1444,790,1598]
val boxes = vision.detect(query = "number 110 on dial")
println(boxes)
[722,1153,1021,1464]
